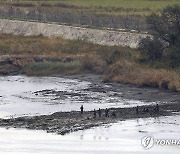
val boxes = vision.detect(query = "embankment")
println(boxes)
[0,19,148,48]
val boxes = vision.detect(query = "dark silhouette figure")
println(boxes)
[112,111,116,118]
[93,109,96,118]
[136,106,139,115]
[156,104,159,112]
[105,108,107,117]
[80,105,84,114]
[105,108,109,117]
[154,104,159,112]
[98,108,101,117]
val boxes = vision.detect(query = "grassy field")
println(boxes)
[63,0,180,9]
[63,0,180,15]
[1,0,180,15]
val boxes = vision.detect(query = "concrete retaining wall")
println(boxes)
[0,19,148,48]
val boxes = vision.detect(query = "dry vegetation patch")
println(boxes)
[0,34,179,91]
[104,61,180,91]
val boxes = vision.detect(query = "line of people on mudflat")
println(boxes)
[136,104,159,115]
[80,103,160,118]
[80,105,116,118]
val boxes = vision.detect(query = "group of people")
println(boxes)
[80,105,116,118]
[136,104,160,115]
[93,108,102,118]
[80,103,160,119]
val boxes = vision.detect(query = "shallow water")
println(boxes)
[0,75,179,153]
[0,75,161,118]
[0,115,179,154]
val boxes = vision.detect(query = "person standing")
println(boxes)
[156,104,159,112]
[112,111,116,118]
[136,106,139,115]
[98,108,101,117]
[105,108,109,117]
[80,105,84,114]
[94,109,96,118]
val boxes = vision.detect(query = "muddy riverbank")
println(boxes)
[0,103,179,135]
[0,74,179,135]
[66,74,180,103]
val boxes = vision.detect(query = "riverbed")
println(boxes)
[0,75,166,119]
[0,75,179,153]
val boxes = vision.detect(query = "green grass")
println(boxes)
[63,0,179,9]
[23,61,82,76]
[1,0,179,15]
[63,0,180,15]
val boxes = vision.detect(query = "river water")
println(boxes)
[0,75,160,119]
[0,115,179,154]
[0,75,179,153]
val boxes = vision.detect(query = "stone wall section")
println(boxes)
[0,19,148,48]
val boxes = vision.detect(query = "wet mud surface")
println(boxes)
[67,74,180,103]
[0,74,179,135]
[0,102,179,135]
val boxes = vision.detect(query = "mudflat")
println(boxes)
[0,74,179,135]
[67,74,180,103]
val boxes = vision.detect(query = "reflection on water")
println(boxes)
[0,75,159,118]
[0,115,179,154]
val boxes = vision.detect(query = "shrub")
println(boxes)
[147,5,180,47]
[97,46,134,64]
[103,60,135,82]
[145,5,180,66]
[169,47,180,68]
[81,54,106,74]
[97,47,119,64]
[139,36,165,61]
